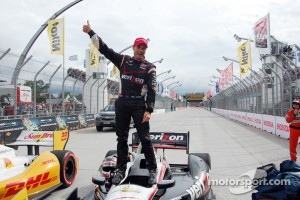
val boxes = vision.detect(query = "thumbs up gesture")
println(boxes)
[83,20,91,33]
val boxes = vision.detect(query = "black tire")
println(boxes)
[105,150,117,158]
[190,153,211,169]
[96,126,103,132]
[51,150,77,188]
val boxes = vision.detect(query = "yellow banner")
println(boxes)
[88,42,99,68]
[47,18,64,55]
[237,40,252,77]
[111,66,120,78]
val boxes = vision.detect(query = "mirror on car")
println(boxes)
[92,176,106,186]
[157,179,175,189]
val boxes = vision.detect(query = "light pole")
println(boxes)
[212,75,220,81]
[33,61,50,116]
[222,56,239,63]
[0,48,10,61]
[233,34,254,42]
[61,68,76,115]
[157,69,171,77]
[167,81,179,88]
[170,84,182,91]
[90,78,105,114]
[263,60,283,116]
[97,80,107,112]
[72,71,84,114]
[160,76,176,84]
[48,64,62,114]
[82,75,93,113]
[151,58,163,64]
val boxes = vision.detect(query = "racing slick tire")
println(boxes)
[105,150,117,158]
[51,150,77,188]
[96,125,103,132]
[190,153,211,169]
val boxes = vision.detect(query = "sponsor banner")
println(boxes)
[57,115,79,130]
[253,114,263,130]
[22,117,39,131]
[262,115,275,134]
[240,112,248,124]
[0,119,24,144]
[84,114,95,127]
[275,116,289,139]
[253,13,271,55]
[21,116,58,131]
[246,113,254,127]
[47,18,64,55]
[39,117,58,131]
[237,40,252,77]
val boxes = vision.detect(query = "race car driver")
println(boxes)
[83,20,157,186]
[285,99,300,161]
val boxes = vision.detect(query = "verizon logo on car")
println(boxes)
[150,133,184,141]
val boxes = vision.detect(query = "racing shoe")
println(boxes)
[148,169,157,186]
[112,170,125,185]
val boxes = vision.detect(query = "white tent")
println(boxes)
[73,96,82,104]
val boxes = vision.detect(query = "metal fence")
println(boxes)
[0,48,184,119]
[204,50,300,117]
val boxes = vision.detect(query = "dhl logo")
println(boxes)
[2,172,57,198]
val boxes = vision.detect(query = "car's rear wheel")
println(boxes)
[96,125,103,132]
[190,153,211,169]
[51,150,77,187]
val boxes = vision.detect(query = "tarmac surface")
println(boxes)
[29,107,293,200]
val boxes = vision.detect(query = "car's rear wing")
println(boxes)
[131,131,190,154]
[6,130,69,155]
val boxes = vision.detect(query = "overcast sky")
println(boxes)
[1,0,299,94]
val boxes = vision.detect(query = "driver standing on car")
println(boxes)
[83,20,157,186]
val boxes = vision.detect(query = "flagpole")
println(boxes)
[62,16,65,115]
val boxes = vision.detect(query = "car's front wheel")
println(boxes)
[51,150,77,187]
[96,125,103,132]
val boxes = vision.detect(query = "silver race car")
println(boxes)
[88,131,216,200]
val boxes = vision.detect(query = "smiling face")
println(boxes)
[133,44,147,62]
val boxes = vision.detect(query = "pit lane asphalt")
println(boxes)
[30,107,292,200]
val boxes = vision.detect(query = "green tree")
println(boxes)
[23,80,51,103]
[57,91,72,99]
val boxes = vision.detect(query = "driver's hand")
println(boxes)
[83,20,91,33]
[142,112,151,123]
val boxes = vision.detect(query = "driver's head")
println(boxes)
[133,37,148,62]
